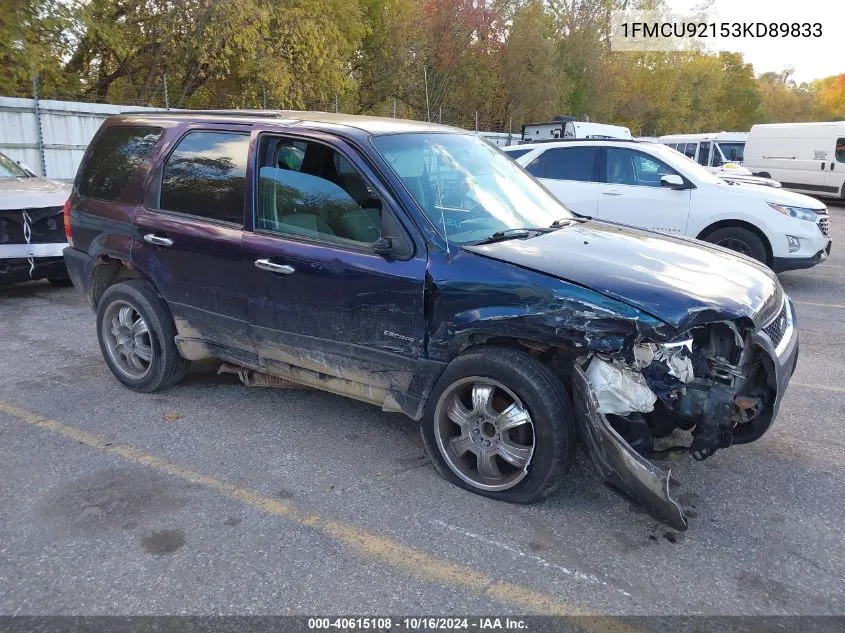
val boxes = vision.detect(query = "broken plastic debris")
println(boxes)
[654,348,694,383]
[584,356,657,415]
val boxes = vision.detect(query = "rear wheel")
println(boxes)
[704,226,768,265]
[421,347,575,504]
[96,280,190,392]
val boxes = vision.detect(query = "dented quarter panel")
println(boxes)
[464,221,783,331]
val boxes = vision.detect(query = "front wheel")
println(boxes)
[96,280,190,392]
[704,226,768,265]
[421,347,575,504]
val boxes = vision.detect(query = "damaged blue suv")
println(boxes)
[63,111,799,530]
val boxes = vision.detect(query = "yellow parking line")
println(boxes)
[791,382,845,394]
[0,401,636,631]
[794,300,845,309]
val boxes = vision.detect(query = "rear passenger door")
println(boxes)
[240,132,428,399]
[523,146,600,216]
[132,128,256,358]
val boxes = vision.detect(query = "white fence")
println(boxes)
[0,96,519,181]
[0,97,162,180]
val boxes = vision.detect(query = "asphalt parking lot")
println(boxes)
[1,206,843,618]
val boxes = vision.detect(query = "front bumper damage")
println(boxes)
[571,298,799,531]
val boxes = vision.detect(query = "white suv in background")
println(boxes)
[503,140,832,272]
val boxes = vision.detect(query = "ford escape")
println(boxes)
[63,111,799,530]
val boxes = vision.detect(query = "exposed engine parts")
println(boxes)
[582,321,775,462]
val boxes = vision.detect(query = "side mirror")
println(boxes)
[372,236,394,256]
[660,174,686,189]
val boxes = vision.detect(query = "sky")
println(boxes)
[654,0,842,83]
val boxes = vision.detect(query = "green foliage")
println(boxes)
[4,0,841,131]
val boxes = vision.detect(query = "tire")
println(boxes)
[420,346,575,504]
[96,280,190,392]
[704,226,768,265]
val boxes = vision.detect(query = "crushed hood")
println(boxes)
[0,177,71,210]
[463,221,781,332]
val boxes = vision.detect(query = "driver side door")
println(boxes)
[596,147,691,236]
[240,131,429,403]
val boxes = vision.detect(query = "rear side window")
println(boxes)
[77,126,161,200]
[158,131,249,225]
[836,138,845,163]
[525,147,598,182]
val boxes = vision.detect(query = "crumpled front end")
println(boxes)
[572,297,799,530]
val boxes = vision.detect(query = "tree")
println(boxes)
[815,74,845,120]
[0,0,74,97]
[502,1,563,128]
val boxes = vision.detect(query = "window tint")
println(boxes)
[503,148,532,160]
[697,141,710,166]
[256,136,383,247]
[606,148,681,187]
[78,126,161,200]
[525,147,597,182]
[159,131,249,224]
[835,138,845,162]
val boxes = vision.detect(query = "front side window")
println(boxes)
[716,142,744,163]
[159,131,249,225]
[78,126,161,200]
[371,132,572,244]
[255,136,383,247]
[606,148,681,187]
[835,138,845,162]
[525,147,598,182]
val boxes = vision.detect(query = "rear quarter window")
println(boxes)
[77,126,162,200]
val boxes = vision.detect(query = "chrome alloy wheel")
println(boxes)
[433,377,535,491]
[101,300,153,379]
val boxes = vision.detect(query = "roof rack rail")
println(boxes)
[521,137,641,144]
[116,109,287,118]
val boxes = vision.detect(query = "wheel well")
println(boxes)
[453,336,579,388]
[696,220,773,265]
[90,257,139,308]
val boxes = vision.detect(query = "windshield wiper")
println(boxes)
[473,227,554,245]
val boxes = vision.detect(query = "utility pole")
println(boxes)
[334,94,339,113]
[392,99,396,118]
[262,86,267,109]
[163,73,170,110]
[475,110,478,133]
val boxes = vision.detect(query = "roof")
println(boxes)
[112,109,465,135]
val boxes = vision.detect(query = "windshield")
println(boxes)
[644,143,724,185]
[0,152,27,178]
[371,133,573,244]
[715,142,744,163]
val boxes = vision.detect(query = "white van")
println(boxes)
[522,118,632,142]
[743,122,845,199]
[658,132,748,173]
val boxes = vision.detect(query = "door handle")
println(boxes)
[254,259,295,275]
[601,190,622,196]
[143,233,174,247]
